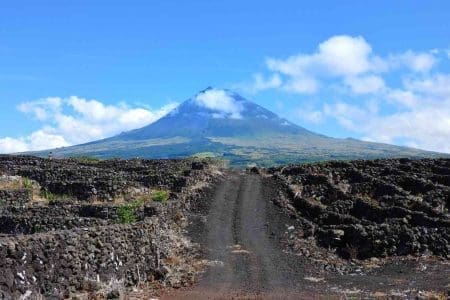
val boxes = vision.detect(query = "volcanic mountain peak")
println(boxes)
[170,87,286,122]
[115,87,306,141]
[31,87,445,166]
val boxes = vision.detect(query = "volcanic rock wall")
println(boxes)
[0,155,219,298]
[268,158,450,259]
[0,156,206,202]
[1,221,163,299]
[0,189,31,206]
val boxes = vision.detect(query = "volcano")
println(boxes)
[32,88,443,166]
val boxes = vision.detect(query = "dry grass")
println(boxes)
[0,175,24,190]
[164,255,182,267]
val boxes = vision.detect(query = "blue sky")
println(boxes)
[1,1,449,153]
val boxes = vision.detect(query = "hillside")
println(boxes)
[30,88,446,166]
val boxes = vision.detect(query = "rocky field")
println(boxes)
[0,155,222,299]
[0,156,449,299]
[267,158,449,261]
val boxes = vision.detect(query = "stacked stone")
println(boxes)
[269,158,450,259]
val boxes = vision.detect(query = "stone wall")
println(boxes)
[0,155,220,298]
[268,158,450,259]
[0,155,210,202]
[0,189,31,206]
[0,203,159,235]
[0,220,166,299]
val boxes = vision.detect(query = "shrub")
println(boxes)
[152,190,169,203]
[116,199,144,224]
[116,204,138,224]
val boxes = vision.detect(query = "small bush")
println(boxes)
[152,190,169,203]
[116,199,145,224]
[116,204,138,224]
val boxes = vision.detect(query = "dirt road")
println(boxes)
[196,172,306,295]
[164,172,327,298]
[163,171,449,299]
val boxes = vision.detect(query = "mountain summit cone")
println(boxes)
[30,88,444,166]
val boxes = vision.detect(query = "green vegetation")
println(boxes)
[41,190,58,202]
[22,178,34,189]
[116,198,146,224]
[112,191,170,224]
[191,152,218,158]
[40,190,71,204]
[71,156,102,164]
[152,190,169,203]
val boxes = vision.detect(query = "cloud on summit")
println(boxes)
[194,88,243,119]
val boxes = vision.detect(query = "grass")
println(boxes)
[116,190,170,224]
[22,177,34,189]
[40,190,72,204]
[152,190,169,203]
[191,152,218,158]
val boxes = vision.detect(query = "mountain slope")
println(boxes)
[109,87,316,140]
[31,88,446,166]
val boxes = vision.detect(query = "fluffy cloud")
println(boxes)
[242,34,449,152]
[0,131,69,154]
[249,35,439,96]
[344,75,385,94]
[389,50,436,73]
[404,73,450,97]
[0,97,177,154]
[248,73,282,93]
[262,35,387,94]
[267,35,381,78]
[17,97,62,121]
[323,75,450,153]
[194,88,243,119]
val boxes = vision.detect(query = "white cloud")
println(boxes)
[251,73,282,92]
[263,35,388,94]
[295,108,324,124]
[314,35,376,76]
[344,75,385,94]
[194,88,243,119]
[389,50,436,73]
[0,97,178,154]
[386,89,419,108]
[0,131,69,154]
[238,34,449,152]
[283,76,319,94]
[324,102,368,130]
[323,77,450,153]
[0,137,29,154]
[17,97,62,121]
[403,73,450,97]
[246,35,441,96]
[267,35,381,78]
